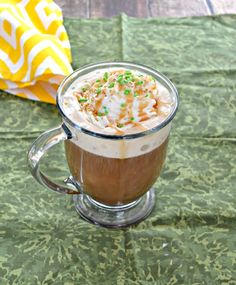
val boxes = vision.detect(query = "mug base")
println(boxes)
[73,188,155,228]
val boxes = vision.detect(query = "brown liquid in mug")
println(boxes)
[65,138,168,206]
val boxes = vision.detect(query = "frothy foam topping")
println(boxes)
[62,68,174,135]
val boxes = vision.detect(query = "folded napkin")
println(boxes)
[0,0,73,104]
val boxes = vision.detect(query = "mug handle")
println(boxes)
[28,123,80,194]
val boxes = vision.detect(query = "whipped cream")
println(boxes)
[62,68,174,135]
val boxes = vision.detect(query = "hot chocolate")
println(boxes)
[28,62,178,227]
[62,68,175,206]
[65,138,168,205]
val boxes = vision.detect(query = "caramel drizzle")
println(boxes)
[75,70,160,131]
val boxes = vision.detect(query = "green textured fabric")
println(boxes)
[0,14,236,284]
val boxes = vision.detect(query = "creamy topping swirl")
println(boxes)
[63,68,174,135]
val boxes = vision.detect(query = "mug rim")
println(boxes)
[57,61,179,140]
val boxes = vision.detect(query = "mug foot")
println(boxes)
[73,188,155,228]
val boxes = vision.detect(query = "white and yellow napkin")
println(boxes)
[0,0,73,104]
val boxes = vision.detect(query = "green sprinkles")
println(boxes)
[97,112,103,117]
[130,117,135,121]
[82,87,87,92]
[117,74,124,85]
[96,88,101,94]
[96,79,101,83]
[125,70,132,75]
[78,98,88,103]
[145,94,149,97]
[79,98,88,103]
[124,71,134,82]
[103,72,109,82]
[120,103,126,108]
[117,123,124,128]
[136,81,144,85]
[124,89,131,95]
[134,92,138,97]
[109,82,115,88]
[103,106,109,115]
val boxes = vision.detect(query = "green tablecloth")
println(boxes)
[1,14,236,284]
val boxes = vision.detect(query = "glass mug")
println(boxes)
[28,62,178,228]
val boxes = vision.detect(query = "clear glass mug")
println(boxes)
[28,62,178,228]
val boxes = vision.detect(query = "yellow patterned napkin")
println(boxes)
[0,0,73,104]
